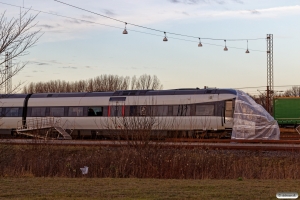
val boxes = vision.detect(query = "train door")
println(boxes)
[108,97,126,130]
[224,99,234,128]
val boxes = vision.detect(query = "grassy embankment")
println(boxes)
[1,143,300,199]
[1,143,300,179]
[1,178,300,199]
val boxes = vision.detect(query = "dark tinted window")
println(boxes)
[68,107,84,117]
[31,107,46,117]
[195,104,214,116]
[129,106,137,116]
[4,107,22,117]
[88,107,103,116]
[140,106,147,116]
[153,105,168,116]
[50,107,64,117]
[109,97,126,102]
[173,105,190,116]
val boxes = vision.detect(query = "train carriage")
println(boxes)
[0,94,27,135]
[274,97,300,127]
[0,88,279,139]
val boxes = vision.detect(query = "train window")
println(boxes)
[5,107,19,117]
[173,105,190,116]
[87,107,103,116]
[129,106,137,116]
[168,106,173,116]
[154,105,168,116]
[102,106,108,116]
[68,107,83,117]
[195,104,214,116]
[31,107,46,117]
[18,108,23,117]
[0,108,2,116]
[140,106,147,116]
[50,107,64,117]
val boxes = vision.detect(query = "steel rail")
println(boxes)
[1,139,300,151]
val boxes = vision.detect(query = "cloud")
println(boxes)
[32,70,44,72]
[215,0,225,5]
[196,5,300,18]
[103,9,115,16]
[31,61,49,65]
[38,24,56,29]
[232,0,243,4]
[61,66,77,69]
[64,19,81,24]
[168,0,237,4]
[169,0,200,4]
[49,60,62,64]
[37,63,49,65]
[82,15,95,19]
[250,10,260,14]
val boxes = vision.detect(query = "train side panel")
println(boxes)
[0,97,24,133]
[274,97,300,126]
[25,93,236,133]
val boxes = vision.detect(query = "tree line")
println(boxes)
[22,74,163,93]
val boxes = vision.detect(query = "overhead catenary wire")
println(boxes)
[234,85,300,90]
[53,0,266,42]
[0,1,266,52]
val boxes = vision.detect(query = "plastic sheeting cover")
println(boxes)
[232,90,280,140]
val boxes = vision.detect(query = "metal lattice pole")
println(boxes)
[266,34,273,114]
[4,52,12,94]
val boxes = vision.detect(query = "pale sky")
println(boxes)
[1,0,300,95]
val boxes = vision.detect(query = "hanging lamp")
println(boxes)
[163,32,168,41]
[123,22,128,34]
[245,40,250,53]
[224,40,228,51]
[198,38,202,47]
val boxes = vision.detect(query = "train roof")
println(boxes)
[0,94,28,98]
[0,88,237,98]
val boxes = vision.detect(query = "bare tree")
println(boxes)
[131,74,162,90]
[283,86,300,97]
[251,93,267,110]
[0,10,41,93]
[22,74,163,93]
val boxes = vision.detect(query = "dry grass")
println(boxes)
[1,143,300,179]
[0,178,300,199]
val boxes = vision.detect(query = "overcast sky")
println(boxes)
[1,0,300,95]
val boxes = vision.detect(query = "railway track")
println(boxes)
[1,139,300,151]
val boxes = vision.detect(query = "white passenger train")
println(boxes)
[0,88,239,138]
